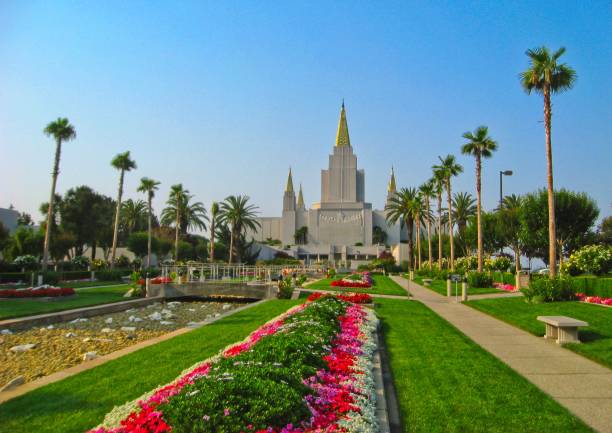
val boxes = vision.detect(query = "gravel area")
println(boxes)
[0,300,242,388]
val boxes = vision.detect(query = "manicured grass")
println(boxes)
[305,274,407,296]
[375,298,592,433]
[465,297,612,368]
[57,280,125,289]
[0,284,131,320]
[413,276,501,295]
[0,299,301,433]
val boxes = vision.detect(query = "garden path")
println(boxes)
[391,276,612,433]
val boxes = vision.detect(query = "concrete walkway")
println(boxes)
[391,276,612,433]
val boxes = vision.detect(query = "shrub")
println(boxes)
[491,256,512,272]
[96,269,131,281]
[522,277,575,303]
[568,245,612,275]
[71,255,90,269]
[114,255,131,268]
[455,256,478,273]
[570,276,612,298]
[467,271,493,288]
[276,279,294,299]
[13,255,38,270]
[560,258,581,276]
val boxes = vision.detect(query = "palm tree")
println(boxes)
[137,177,160,268]
[433,155,463,272]
[42,118,76,270]
[520,47,576,278]
[450,192,477,234]
[432,170,445,270]
[209,201,219,262]
[110,151,137,268]
[461,126,498,272]
[419,181,435,270]
[219,195,260,263]
[501,194,524,274]
[385,187,420,271]
[121,199,148,235]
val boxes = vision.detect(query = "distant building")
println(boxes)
[248,103,409,266]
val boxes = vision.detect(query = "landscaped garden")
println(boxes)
[0,284,132,320]
[375,298,592,432]
[465,296,612,368]
[305,273,407,296]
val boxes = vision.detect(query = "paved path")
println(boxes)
[391,276,612,433]
[467,291,523,300]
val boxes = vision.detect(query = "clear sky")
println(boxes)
[1,1,610,227]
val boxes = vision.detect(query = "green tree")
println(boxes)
[598,216,612,246]
[121,199,148,236]
[385,187,420,271]
[461,125,498,272]
[450,192,476,235]
[520,46,577,277]
[0,222,9,252]
[16,212,34,226]
[432,170,445,269]
[498,194,524,273]
[209,201,219,262]
[127,231,159,260]
[294,226,308,245]
[137,177,160,268]
[433,155,463,271]
[219,195,260,263]
[110,151,137,268]
[372,225,388,245]
[419,181,436,270]
[42,118,76,270]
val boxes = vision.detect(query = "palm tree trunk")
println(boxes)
[147,194,152,269]
[228,227,235,264]
[544,85,557,278]
[42,138,62,272]
[514,246,520,274]
[476,155,483,272]
[437,192,442,270]
[110,170,124,269]
[447,179,455,272]
[416,215,422,270]
[406,217,414,271]
[209,218,215,262]
[175,208,180,261]
[426,200,432,269]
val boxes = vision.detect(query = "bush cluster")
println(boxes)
[562,245,612,276]
[522,277,575,303]
[467,271,493,288]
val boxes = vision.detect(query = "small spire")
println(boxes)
[335,101,351,147]
[387,166,397,193]
[285,167,294,193]
[297,183,305,209]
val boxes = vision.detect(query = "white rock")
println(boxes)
[128,315,141,322]
[1,329,13,335]
[126,309,136,313]
[187,321,199,327]
[205,314,212,319]
[65,332,77,338]
[0,376,25,392]
[101,328,113,333]
[70,318,88,324]
[46,325,55,330]
[188,308,196,312]
[214,313,221,317]
[123,288,135,298]
[120,326,136,332]
[148,312,162,321]
[10,344,37,353]
[95,338,112,343]
[160,321,174,325]
[82,351,98,361]
[222,304,231,310]
[105,318,113,324]
[82,337,92,342]
[160,309,174,319]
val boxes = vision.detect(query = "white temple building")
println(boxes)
[248,103,407,267]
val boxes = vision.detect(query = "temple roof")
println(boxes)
[387,166,397,193]
[335,101,351,147]
[285,167,294,193]
[297,184,305,209]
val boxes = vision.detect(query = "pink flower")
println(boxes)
[203,415,210,421]
[224,408,231,416]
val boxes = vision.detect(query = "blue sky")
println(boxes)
[1,1,610,226]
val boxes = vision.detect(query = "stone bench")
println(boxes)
[537,316,589,344]
[422,279,432,286]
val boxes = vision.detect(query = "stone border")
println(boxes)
[0,299,268,403]
[372,324,391,433]
[0,297,164,331]
[376,324,402,433]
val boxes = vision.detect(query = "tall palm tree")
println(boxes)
[219,195,260,263]
[501,194,524,274]
[450,192,477,234]
[433,155,463,272]
[42,118,76,271]
[110,151,137,268]
[520,46,576,278]
[209,201,219,262]
[461,126,498,272]
[432,170,445,270]
[419,181,435,270]
[385,187,420,271]
[137,177,160,268]
[121,199,148,235]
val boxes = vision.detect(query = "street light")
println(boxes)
[499,170,513,208]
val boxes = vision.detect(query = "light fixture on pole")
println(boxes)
[499,170,513,208]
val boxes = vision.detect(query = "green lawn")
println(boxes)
[413,276,502,295]
[465,297,612,368]
[305,274,407,296]
[376,298,592,433]
[0,299,301,433]
[0,284,132,320]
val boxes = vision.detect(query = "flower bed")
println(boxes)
[0,287,75,298]
[307,292,372,304]
[575,293,612,306]
[331,272,373,289]
[89,296,379,433]
[492,282,516,292]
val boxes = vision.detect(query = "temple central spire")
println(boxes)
[335,101,351,147]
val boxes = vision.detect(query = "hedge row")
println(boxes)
[0,269,133,285]
[570,276,612,298]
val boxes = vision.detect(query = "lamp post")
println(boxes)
[499,170,513,208]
